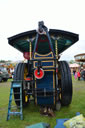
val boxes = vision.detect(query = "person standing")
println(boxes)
[77,71,81,80]
[73,69,76,76]
[74,71,77,80]
[81,69,85,81]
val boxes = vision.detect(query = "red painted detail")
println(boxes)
[39,37,48,42]
[36,35,51,52]
[56,68,58,73]
[25,77,32,81]
[36,37,39,51]
[23,52,32,60]
[34,68,44,79]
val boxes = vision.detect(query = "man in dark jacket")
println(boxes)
[81,69,85,80]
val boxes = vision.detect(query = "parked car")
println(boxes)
[0,67,9,82]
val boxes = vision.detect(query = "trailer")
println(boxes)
[8,21,79,109]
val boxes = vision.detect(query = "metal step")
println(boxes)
[7,81,23,121]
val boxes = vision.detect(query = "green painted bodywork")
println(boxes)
[8,29,79,55]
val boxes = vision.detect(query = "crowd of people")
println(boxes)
[73,69,85,81]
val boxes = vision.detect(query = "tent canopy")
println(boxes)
[69,63,80,68]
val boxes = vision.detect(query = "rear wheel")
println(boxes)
[13,63,29,107]
[58,61,72,106]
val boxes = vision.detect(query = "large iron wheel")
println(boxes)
[13,63,29,107]
[58,61,72,106]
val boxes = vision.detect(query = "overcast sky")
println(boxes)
[0,0,85,61]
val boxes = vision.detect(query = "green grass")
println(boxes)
[0,77,85,128]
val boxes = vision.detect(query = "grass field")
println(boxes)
[0,77,85,128]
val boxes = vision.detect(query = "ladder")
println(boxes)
[7,81,23,120]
